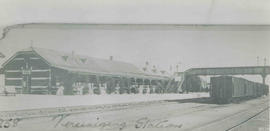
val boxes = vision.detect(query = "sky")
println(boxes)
[0,0,269,28]
[0,0,269,84]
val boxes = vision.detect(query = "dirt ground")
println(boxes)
[1,96,268,131]
[0,93,209,111]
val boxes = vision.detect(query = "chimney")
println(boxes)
[110,56,113,61]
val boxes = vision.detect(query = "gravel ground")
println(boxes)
[0,93,209,111]
[0,96,268,131]
[229,106,269,131]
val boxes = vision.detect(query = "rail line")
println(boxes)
[1,97,267,130]
[186,98,269,131]
[0,97,215,127]
[0,99,170,119]
[226,106,269,131]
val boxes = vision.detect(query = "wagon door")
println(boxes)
[224,77,233,100]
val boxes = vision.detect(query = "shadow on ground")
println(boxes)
[164,97,216,104]
[165,96,269,105]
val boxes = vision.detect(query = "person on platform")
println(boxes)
[115,84,120,94]
[100,83,107,95]
[56,83,64,96]
[88,83,94,95]
[139,85,144,94]
[130,85,136,94]
[79,83,84,95]
[3,86,8,96]
[72,83,77,95]
[146,85,150,94]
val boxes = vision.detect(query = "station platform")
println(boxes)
[0,93,209,111]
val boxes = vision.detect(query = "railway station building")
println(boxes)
[1,47,169,95]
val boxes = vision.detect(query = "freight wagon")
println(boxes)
[210,76,268,104]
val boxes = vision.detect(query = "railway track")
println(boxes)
[188,98,269,131]
[71,97,268,131]
[0,97,213,120]
[0,97,214,130]
[0,97,267,130]
[0,99,171,119]
[226,106,269,131]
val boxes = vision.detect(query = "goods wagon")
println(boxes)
[210,76,268,104]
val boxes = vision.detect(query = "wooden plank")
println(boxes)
[31,69,50,72]
[5,86,22,88]
[5,72,22,78]
[31,80,49,86]
[29,57,41,60]
[31,77,49,80]
[5,80,22,86]
[13,58,24,60]
[31,72,50,77]
[31,86,48,88]
[5,70,21,73]
[5,78,23,80]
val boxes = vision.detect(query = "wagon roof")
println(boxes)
[6,47,168,80]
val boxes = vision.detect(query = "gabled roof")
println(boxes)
[4,47,168,80]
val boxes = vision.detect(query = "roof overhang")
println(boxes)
[63,67,169,80]
[0,68,4,74]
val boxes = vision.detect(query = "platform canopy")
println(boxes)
[0,68,3,74]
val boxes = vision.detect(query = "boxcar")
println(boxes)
[210,76,268,104]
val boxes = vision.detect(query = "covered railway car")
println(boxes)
[210,76,268,104]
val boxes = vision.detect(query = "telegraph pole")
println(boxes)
[178,62,181,72]
[262,58,267,85]
[169,65,173,74]
[256,56,259,66]
[30,40,34,48]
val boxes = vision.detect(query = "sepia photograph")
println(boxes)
[0,0,269,131]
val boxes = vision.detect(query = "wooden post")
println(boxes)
[126,77,131,94]
[149,79,152,94]
[262,74,266,85]
[48,67,52,94]
[63,72,75,95]
[96,75,100,87]
[96,75,101,94]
